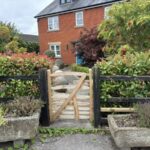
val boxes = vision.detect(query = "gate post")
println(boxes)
[93,66,101,128]
[39,68,51,126]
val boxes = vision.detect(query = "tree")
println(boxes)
[18,40,39,54]
[0,21,23,53]
[98,0,150,54]
[72,27,105,67]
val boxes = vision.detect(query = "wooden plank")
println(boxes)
[53,74,86,121]
[50,72,88,77]
[89,69,94,122]
[47,70,53,122]
[73,96,79,120]
[101,107,135,113]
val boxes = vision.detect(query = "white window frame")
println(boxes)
[48,16,59,31]
[75,11,84,27]
[104,6,111,19]
[49,42,61,58]
[60,0,71,4]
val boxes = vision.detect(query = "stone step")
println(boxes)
[52,93,90,100]
[51,85,89,92]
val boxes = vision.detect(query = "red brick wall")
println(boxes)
[38,6,104,64]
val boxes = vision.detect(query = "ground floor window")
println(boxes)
[49,43,61,58]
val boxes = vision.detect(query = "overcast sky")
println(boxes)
[0,0,53,35]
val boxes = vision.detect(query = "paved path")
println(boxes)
[32,134,119,150]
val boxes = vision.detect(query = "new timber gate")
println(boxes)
[44,69,93,124]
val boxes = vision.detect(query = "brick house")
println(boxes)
[35,0,121,65]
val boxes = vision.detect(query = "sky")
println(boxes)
[0,0,53,35]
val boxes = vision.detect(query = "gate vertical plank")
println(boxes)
[73,96,79,120]
[47,70,53,122]
[53,74,86,121]
[89,69,94,122]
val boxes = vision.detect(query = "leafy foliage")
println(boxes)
[4,97,43,117]
[18,40,39,54]
[71,64,89,73]
[39,127,109,138]
[0,106,6,126]
[0,53,53,98]
[72,27,105,67]
[44,50,55,58]
[98,0,150,54]
[96,52,150,101]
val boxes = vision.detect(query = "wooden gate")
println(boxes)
[47,70,93,122]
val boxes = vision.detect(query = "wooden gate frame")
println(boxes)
[47,69,93,122]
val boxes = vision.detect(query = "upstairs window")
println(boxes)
[48,16,59,31]
[60,0,71,4]
[75,11,84,27]
[104,6,111,19]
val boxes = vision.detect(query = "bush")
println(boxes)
[0,53,53,98]
[72,27,105,67]
[71,64,89,73]
[18,40,39,54]
[4,97,43,117]
[98,0,150,54]
[96,51,150,100]
[44,50,55,58]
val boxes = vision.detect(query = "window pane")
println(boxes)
[56,50,61,56]
[104,6,111,19]
[56,45,60,51]
[76,11,84,26]
[48,16,59,30]
[51,45,55,50]
[61,0,65,4]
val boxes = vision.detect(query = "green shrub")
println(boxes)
[96,51,150,101]
[0,106,6,126]
[98,0,150,54]
[44,50,55,58]
[0,53,53,98]
[71,64,89,73]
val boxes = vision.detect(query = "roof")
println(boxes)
[19,34,39,43]
[35,0,122,18]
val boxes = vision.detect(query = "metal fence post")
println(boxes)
[93,66,101,128]
[39,68,51,126]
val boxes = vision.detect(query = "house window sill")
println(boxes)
[75,25,84,29]
[47,29,60,32]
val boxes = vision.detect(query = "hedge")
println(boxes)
[96,52,150,101]
[0,53,53,98]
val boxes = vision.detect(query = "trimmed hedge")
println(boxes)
[0,53,53,98]
[96,52,150,101]
[71,64,89,73]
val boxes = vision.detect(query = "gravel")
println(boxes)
[31,134,119,150]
